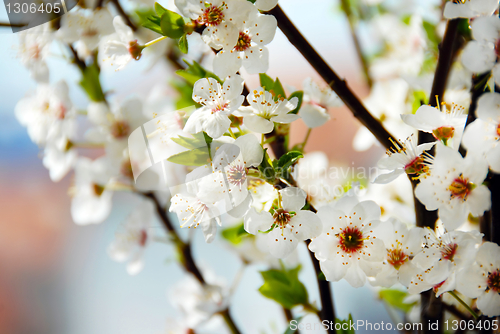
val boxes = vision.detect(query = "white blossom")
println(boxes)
[184,75,244,139]
[462,92,500,173]
[244,187,322,258]
[17,23,52,82]
[308,194,385,287]
[299,77,342,128]
[236,88,299,134]
[414,143,491,230]
[456,242,500,317]
[444,0,499,19]
[101,16,142,71]
[107,200,154,275]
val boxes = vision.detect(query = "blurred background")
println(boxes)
[0,0,398,333]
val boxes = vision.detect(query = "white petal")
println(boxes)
[476,290,500,317]
[243,114,274,134]
[244,208,273,234]
[213,51,241,79]
[234,134,263,167]
[456,266,486,299]
[242,46,269,74]
[300,104,330,128]
[292,211,322,239]
[281,187,306,212]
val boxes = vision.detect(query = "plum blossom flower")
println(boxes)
[244,187,322,258]
[101,16,143,71]
[462,92,500,173]
[444,0,499,19]
[299,78,343,128]
[374,135,434,184]
[409,228,482,296]
[107,200,154,275]
[15,81,74,146]
[71,157,114,225]
[184,75,244,139]
[17,23,52,82]
[371,219,425,287]
[308,194,385,287]
[255,0,279,11]
[461,16,500,86]
[456,242,500,317]
[170,167,223,243]
[236,88,299,134]
[401,103,467,147]
[58,9,114,57]
[42,121,78,182]
[213,13,277,78]
[197,134,263,217]
[414,143,491,230]
[169,274,228,328]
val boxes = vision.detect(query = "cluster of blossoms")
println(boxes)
[11,0,500,331]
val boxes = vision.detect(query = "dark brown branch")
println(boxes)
[266,5,397,150]
[413,18,465,334]
[0,22,27,28]
[305,240,337,334]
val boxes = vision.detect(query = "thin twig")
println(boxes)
[266,5,397,150]
[339,0,372,88]
[0,22,27,28]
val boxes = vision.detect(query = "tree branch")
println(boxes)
[143,192,242,334]
[266,5,396,150]
[110,0,137,31]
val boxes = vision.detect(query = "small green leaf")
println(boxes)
[171,132,208,150]
[335,314,356,334]
[142,21,163,35]
[79,61,105,102]
[176,60,222,86]
[276,151,303,171]
[288,91,303,114]
[272,78,286,100]
[178,34,188,54]
[221,223,250,245]
[259,73,275,91]
[167,147,210,166]
[258,148,275,183]
[410,90,428,113]
[379,289,415,313]
[154,2,167,16]
[160,10,185,39]
[259,265,309,309]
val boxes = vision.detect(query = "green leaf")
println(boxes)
[276,151,303,172]
[176,60,222,86]
[258,148,275,183]
[258,265,309,309]
[410,90,428,113]
[288,91,303,114]
[79,61,105,102]
[379,289,415,313]
[178,34,188,54]
[422,20,439,50]
[154,2,167,16]
[259,73,275,91]
[160,10,185,39]
[167,147,210,166]
[335,314,356,334]
[170,79,199,109]
[142,21,163,35]
[272,78,286,100]
[171,132,208,150]
[221,223,250,245]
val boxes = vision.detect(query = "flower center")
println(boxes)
[121,160,134,179]
[404,156,428,176]
[212,103,228,114]
[441,243,458,261]
[273,208,291,228]
[387,248,408,270]
[432,126,455,145]
[201,5,225,26]
[93,183,105,196]
[227,164,246,187]
[496,123,500,138]
[111,120,130,139]
[487,271,500,293]
[448,175,475,200]
[234,32,252,52]
[338,226,365,253]
[128,40,144,60]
